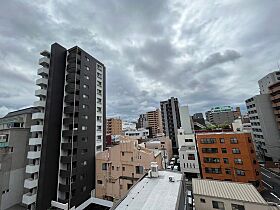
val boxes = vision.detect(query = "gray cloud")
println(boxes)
[0,0,279,120]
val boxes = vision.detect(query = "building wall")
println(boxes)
[194,195,268,210]
[196,132,261,190]
[146,109,163,138]
[96,137,163,202]
[107,118,122,135]
[179,106,192,134]
[246,94,280,162]
[258,71,280,94]
[160,97,181,151]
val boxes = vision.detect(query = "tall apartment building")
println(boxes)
[136,114,148,129]
[192,112,206,127]
[269,81,280,129]
[205,106,236,125]
[146,109,163,137]
[95,136,163,202]
[22,43,106,210]
[106,118,122,135]
[160,97,181,152]
[196,132,261,190]
[258,71,280,94]
[246,71,280,164]
[0,108,36,210]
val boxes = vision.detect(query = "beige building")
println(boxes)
[147,109,163,137]
[96,136,163,202]
[106,118,122,135]
[142,136,173,168]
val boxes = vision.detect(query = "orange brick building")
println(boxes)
[196,132,262,190]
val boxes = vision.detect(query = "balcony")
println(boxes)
[22,192,36,205]
[64,106,77,114]
[30,125,44,132]
[65,94,79,103]
[32,112,45,120]
[61,142,78,150]
[29,137,42,145]
[274,110,280,115]
[36,78,48,86]
[24,178,38,189]
[40,50,50,57]
[62,130,78,137]
[65,83,80,94]
[33,100,46,108]
[35,89,47,97]
[39,57,50,67]
[59,182,77,192]
[27,151,41,159]
[66,73,80,83]
[59,168,77,178]
[63,117,78,125]
[60,155,77,164]
[38,67,49,76]
[26,164,40,174]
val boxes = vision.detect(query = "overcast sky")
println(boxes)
[0,0,279,120]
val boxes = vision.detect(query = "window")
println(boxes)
[82,137,88,142]
[232,148,241,154]
[97,81,102,87]
[122,152,124,156]
[81,149,87,155]
[83,94,89,99]
[185,139,193,142]
[85,56,90,61]
[182,154,184,159]
[82,115,88,120]
[231,204,245,210]
[122,166,125,171]
[112,166,114,170]
[236,169,245,176]
[200,138,216,144]
[102,163,107,170]
[248,138,252,143]
[97,180,102,184]
[188,154,195,160]
[220,138,225,143]
[80,174,85,180]
[230,138,238,144]
[225,168,231,174]
[82,186,87,192]
[97,107,102,113]
[83,84,89,89]
[221,148,227,153]
[96,145,102,151]
[200,198,206,203]
[85,66,90,71]
[82,104,89,109]
[223,158,229,164]
[212,201,225,209]
[234,158,243,164]
[136,166,144,174]
[202,148,218,153]
[205,167,221,174]
[204,157,220,163]
[82,126,87,130]
[84,75,89,80]
[82,161,87,166]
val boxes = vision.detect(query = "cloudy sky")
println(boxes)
[0,0,279,120]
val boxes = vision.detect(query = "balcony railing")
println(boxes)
[22,192,37,205]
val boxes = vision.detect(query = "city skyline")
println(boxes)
[1,0,280,121]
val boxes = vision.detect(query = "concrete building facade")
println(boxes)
[146,109,163,138]
[0,108,36,210]
[95,137,163,202]
[258,71,280,94]
[196,132,261,190]
[245,94,280,163]
[160,97,181,152]
[124,129,150,140]
[106,118,122,135]
[22,43,106,210]
[205,106,235,126]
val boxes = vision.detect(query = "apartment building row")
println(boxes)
[245,71,280,165]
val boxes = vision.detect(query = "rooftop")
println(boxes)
[3,107,37,118]
[192,179,267,204]
[112,171,183,210]
[196,131,250,135]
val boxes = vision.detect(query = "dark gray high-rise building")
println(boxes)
[22,43,106,210]
[160,97,181,152]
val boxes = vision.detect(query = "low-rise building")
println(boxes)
[95,136,163,202]
[141,136,173,168]
[0,107,36,210]
[232,118,252,132]
[177,129,200,178]
[124,128,149,140]
[196,132,262,190]
[106,118,122,135]
[192,179,271,210]
[111,170,186,210]
[205,106,236,125]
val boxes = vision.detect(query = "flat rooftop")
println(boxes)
[192,179,267,204]
[112,171,183,210]
[196,131,250,135]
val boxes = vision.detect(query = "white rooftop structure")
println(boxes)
[112,171,185,210]
[192,179,267,204]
